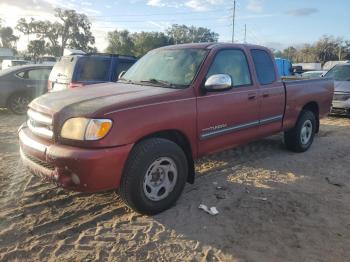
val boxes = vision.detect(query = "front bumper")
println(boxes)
[19,126,133,192]
[331,99,350,115]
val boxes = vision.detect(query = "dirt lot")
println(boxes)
[0,109,349,262]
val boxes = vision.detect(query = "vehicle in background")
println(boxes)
[275,58,293,76]
[301,70,327,79]
[19,43,333,214]
[48,53,137,92]
[38,56,57,65]
[323,60,350,71]
[2,59,30,70]
[0,64,53,114]
[324,63,350,116]
[0,48,15,70]
[293,62,322,72]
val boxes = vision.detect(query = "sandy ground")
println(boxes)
[0,109,349,262]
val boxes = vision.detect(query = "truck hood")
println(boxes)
[334,81,350,93]
[30,82,179,117]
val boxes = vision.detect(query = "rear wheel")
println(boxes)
[7,93,30,115]
[284,110,316,152]
[119,138,188,215]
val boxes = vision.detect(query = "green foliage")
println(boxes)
[166,24,219,44]
[16,8,95,56]
[106,24,218,57]
[106,30,135,55]
[274,35,350,64]
[27,40,46,61]
[0,26,18,49]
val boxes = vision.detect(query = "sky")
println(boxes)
[0,0,349,52]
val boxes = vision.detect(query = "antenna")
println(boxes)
[244,24,247,43]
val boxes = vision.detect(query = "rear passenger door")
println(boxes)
[197,49,259,155]
[250,49,285,137]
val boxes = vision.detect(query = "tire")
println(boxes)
[284,110,316,152]
[119,138,188,215]
[7,93,31,115]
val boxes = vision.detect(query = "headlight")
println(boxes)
[61,118,112,141]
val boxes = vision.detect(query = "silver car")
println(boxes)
[324,64,350,116]
[0,64,52,114]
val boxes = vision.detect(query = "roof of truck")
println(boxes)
[157,42,268,51]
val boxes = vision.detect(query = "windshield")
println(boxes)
[122,48,208,88]
[324,65,350,81]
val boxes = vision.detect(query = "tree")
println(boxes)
[106,29,135,55]
[166,24,218,44]
[0,27,18,49]
[132,32,172,57]
[106,25,219,57]
[27,40,46,61]
[16,8,95,56]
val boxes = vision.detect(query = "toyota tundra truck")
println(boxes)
[19,43,334,214]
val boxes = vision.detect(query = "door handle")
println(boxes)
[248,93,256,100]
[262,92,269,98]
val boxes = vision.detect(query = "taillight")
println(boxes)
[48,80,52,91]
[69,82,84,88]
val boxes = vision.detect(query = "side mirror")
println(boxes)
[118,71,126,79]
[204,74,232,92]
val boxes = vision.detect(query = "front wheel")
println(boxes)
[119,138,188,215]
[284,110,316,152]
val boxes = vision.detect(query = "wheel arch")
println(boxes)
[135,129,195,184]
[302,101,319,133]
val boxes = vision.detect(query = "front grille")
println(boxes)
[27,109,53,140]
[22,150,55,170]
[333,93,350,101]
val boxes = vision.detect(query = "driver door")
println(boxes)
[197,49,260,156]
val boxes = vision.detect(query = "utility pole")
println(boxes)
[232,0,236,43]
[244,24,247,43]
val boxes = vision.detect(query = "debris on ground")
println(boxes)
[325,177,344,187]
[199,204,219,215]
[252,196,268,201]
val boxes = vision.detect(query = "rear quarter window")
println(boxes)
[251,49,276,85]
[76,57,111,82]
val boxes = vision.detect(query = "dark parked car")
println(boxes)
[0,64,52,114]
[48,53,137,92]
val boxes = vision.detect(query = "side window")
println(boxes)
[251,49,276,85]
[206,49,252,87]
[16,71,27,78]
[77,58,111,81]
[27,69,51,80]
[117,61,134,79]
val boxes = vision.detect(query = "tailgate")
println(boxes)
[49,56,77,92]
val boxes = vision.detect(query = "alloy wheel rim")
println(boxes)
[301,120,313,145]
[11,96,29,114]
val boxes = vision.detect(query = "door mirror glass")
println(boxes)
[204,74,232,91]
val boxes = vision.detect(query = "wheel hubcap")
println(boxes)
[143,157,178,201]
[300,120,313,145]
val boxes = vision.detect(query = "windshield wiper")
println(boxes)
[140,78,186,89]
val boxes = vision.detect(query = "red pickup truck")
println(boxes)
[19,43,333,214]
